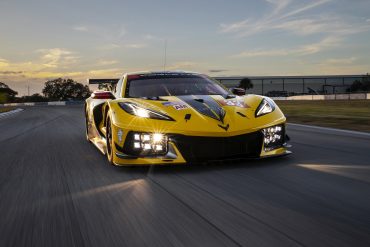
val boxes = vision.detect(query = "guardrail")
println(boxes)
[0,101,84,107]
[271,93,370,100]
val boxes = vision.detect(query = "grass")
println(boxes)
[0,107,15,113]
[275,100,370,132]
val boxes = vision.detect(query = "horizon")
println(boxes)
[1,0,370,95]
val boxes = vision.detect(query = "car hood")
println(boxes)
[111,95,285,136]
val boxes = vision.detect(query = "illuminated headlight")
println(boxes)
[262,125,285,151]
[255,98,275,117]
[123,132,169,156]
[152,133,164,143]
[118,102,174,121]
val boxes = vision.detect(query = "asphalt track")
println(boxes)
[1,106,370,247]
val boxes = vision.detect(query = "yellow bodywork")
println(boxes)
[85,73,290,166]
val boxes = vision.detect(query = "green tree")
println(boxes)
[98,83,113,91]
[0,82,18,103]
[42,78,91,101]
[348,74,370,92]
[238,78,253,90]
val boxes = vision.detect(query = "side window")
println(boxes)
[115,77,123,98]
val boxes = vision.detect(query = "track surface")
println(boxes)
[1,106,370,247]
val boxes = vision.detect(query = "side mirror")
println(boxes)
[231,88,246,96]
[91,91,115,99]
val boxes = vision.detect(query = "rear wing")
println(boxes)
[88,78,120,84]
[88,78,120,91]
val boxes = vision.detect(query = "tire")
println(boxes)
[105,115,114,165]
[85,110,91,142]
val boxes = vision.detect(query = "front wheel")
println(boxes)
[105,115,114,165]
[85,109,91,142]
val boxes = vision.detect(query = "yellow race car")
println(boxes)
[85,71,291,166]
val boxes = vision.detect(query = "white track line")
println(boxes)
[287,123,370,137]
[0,108,24,119]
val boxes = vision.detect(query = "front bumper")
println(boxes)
[111,125,290,166]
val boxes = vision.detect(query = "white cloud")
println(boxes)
[124,43,147,49]
[232,36,341,58]
[281,0,332,19]
[265,0,292,16]
[0,58,9,67]
[87,68,123,77]
[73,26,88,32]
[97,60,119,66]
[367,19,370,22]
[167,61,198,70]
[143,34,163,41]
[220,0,369,38]
[321,57,357,65]
[37,48,78,68]
[98,43,121,50]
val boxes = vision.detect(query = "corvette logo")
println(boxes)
[218,123,230,131]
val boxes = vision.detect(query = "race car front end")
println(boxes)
[106,95,290,166]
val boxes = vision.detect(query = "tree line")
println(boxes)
[0,78,90,104]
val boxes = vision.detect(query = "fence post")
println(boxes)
[262,79,264,95]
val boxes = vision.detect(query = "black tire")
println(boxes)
[85,110,91,142]
[105,115,114,165]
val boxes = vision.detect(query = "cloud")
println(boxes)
[73,26,88,32]
[209,69,229,73]
[232,36,341,58]
[124,43,147,49]
[37,48,79,68]
[0,48,81,81]
[0,58,9,67]
[367,19,370,22]
[280,0,332,18]
[23,71,84,79]
[96,60,119,66]
[143,34,163,41]
[315,57,366,74]
[167,61,198,70]
[265,0,292,16]
[0,71,23,75]
[321,57,357,65]
[220,0,369,38]
[87,68,123,77]
[98,43,121,50]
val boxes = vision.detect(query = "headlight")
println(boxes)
[124,132,169,156]
[118,102,174,121]
[255,98,275,117]
[262,125,285,151]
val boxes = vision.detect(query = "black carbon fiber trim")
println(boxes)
[177,95,226,123]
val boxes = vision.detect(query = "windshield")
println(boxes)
[127,75,230,98]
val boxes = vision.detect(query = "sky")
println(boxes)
[0,0,370,95]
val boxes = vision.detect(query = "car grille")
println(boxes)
[169,131,263,162]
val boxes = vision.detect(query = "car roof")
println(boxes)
[125,70,202,76]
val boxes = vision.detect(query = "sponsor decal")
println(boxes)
[162,102,189,110]
[218,99,249,108]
